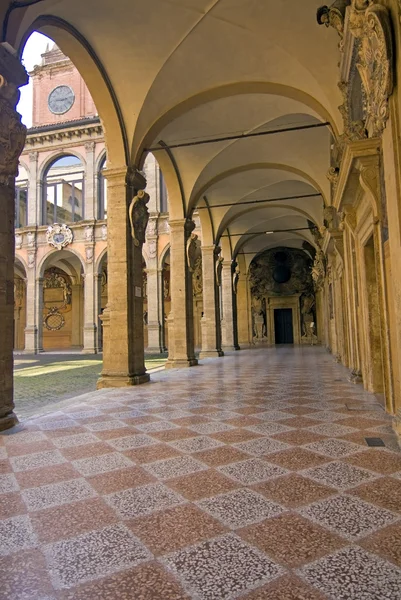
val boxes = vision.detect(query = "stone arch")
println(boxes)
[159,243,171,270]
[39,150,87,182]
[17,16,128,168]
[189,163,328,215]
[217,203,321,244]
[38,247,86,280]
[133,82,340,164]
[95,248,108,276]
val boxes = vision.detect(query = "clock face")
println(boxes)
[48,85,75,115]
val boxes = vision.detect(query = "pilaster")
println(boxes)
[0,44,28,430]
[221,260,236,351]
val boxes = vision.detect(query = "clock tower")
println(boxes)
[30,43,97,127]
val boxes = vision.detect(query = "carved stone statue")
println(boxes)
[129,189,150,246]
[84,225,94,243]
[27,230,35,248]
[101,223,107,241]
[186,233,198,272]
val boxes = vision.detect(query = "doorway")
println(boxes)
[274,308,294,344]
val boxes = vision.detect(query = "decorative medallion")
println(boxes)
[46,224,73,250]
[43,307,65,331]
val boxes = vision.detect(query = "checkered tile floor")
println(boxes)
[1,347,401,599]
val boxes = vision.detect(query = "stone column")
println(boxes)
[199,245,223,359]
[24,271,44,353]
[70,283,82,349]
[28,151,38,225]
[145,215,161,352]
[84,141,96,220]
[221,260,236,351]
[165,219,198,368]
[82,228,97,353]
[0,45,28,430]
[97,167,149,387]
[94,273,103,351]
[146,268,162,352]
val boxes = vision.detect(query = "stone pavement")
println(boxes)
[1,346,401,599]
[13,353,167,419]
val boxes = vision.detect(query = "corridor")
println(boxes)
[1,347,401,599]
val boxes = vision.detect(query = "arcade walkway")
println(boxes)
[1,347,401,599]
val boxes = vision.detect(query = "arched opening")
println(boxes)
[14,259,27,351]
[40,250,85,351]
[42,154,85,225]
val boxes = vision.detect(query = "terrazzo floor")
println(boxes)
[1,346,401,599]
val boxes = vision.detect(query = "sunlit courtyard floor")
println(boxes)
[13,353,168,419]
[2,346,401,599]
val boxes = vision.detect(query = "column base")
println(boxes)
[199,350,224,359]
[146,346,164,354]
[222,345,236,352]
[0,412,19,432]
[165,358,198,369]
[81,348,98,355]
[97,372,150,389]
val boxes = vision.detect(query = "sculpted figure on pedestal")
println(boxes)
[129,189,150,246]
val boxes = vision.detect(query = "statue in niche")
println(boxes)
[301,293,317,344]
[252,297,266,342]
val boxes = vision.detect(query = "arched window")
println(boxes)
[43,155,84,224]
[15,165,28,228]
[98,155,107,219]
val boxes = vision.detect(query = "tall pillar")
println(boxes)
[84,141,96,220]
[28,151,38,225]
[70,283,82,349]
[165,219,198,368]
[24,272,44,353]
[199,245,223,359]
[97,167,149,387]
[221,260,236,351]
[82,245,97,353]
[0,45,28,430]
[146,268,162,352]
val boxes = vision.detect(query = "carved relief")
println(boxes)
[192,256,203,297]
[354,3,394,136]
[15,233,22,249]
[46,224,73,250]
[129,189,150,246]
[84,225,94,243]
[0,78,27,187]
[316,1,348,45]
[232,263,240,294]
[311,249,327,290]
[28,251,36,269]
[101,223,107,241]
[85,246,94,263]
[148,239,157,259]
[27,230,36,248]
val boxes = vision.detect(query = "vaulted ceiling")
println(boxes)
[7,0,343,265]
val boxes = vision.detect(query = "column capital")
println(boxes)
[0,46,28,187]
